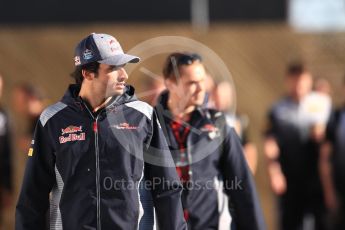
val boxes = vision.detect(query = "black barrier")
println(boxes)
[0,0,285,24]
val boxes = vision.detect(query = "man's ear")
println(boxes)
[164,78,177,91]
[82,69,95,81]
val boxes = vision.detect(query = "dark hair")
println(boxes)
[70,62,100,85]
[162,52,202,80]
[287,62,307,77]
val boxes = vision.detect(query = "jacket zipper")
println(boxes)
[94,118,101,230]
[187,135,193,183]
[83,103,102,230]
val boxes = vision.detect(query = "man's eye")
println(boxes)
[111,65,125,71]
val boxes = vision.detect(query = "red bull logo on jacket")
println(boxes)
[59,125,85,144]
[61,125,83,135]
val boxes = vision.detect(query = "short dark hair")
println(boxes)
[287,62,307,77]
[162,52,202,80]
[70,62,100,85]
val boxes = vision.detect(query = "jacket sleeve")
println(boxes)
[220,125,266,230]
[264,109,277,138]
[325,109,339,143]
[15,120,56,230]
[1,111,12,191]
[143,111,187,230]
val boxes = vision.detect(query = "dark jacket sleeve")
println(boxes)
[264,109,276,138]
[1,111,12,191]
[220,125,266,230]
[15,120,56,230]
[325,109,340,143]
[143,111,187,230]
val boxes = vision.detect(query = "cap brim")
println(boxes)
[98,54,140,66]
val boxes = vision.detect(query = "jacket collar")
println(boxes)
[61,84,137,112]
[155,90,205,124]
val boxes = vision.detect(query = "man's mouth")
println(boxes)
[115,82,125,88]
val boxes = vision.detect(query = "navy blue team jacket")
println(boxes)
[155,91,266,230]
[16,84,186,230]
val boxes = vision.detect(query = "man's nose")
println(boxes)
[196,81,204,92]
[118,68,128,81]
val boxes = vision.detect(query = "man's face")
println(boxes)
[286,72,312,100]
[93,63,128,97]
[167,61,206,108]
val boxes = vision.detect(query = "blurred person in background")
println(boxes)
[11,83,45,154]
[0,75,13,227]
[141,77,165,106]
[319,76,345,230]
[207,79,258,175]
[314,78,332,96]
[155,52,265,229]
[12,83,45,134]
[310,78,332,144]
[264,62,328,230]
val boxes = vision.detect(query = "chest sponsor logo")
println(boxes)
[200,124,220,139]
[111,122,138,130]
[59,125,85,144]
[200,124,218,132]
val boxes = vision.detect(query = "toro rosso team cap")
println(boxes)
[74,33,140,66]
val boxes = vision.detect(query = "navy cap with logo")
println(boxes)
[74,33,140,66]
